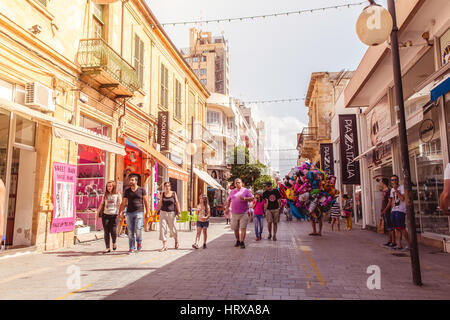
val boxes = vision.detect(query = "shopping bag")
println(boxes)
[377,218,385,234]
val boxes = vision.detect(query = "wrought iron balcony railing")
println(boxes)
[299,127,318,145]
[77,38,140,95]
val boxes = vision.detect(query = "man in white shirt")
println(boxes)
[388,175,409,250]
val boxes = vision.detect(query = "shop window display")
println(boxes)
[409,106,448,236]
[76,116,108,231]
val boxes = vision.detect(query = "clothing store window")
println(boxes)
[76,115,109,231]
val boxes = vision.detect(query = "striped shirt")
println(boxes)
[330,201,341,217]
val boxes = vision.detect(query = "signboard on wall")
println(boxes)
[339,114,361,185]
[124,143,142,174]
[320,143,334,175]
[157,111,170,152]
[51,162,76,233]
[440,28,450,66]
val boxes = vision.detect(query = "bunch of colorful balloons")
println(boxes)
[277,162,339,220]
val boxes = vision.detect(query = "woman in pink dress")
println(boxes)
[224,183,234,224]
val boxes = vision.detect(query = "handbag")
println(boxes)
[377,217,385,234]
[98,201,105,218]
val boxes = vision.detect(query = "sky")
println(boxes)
[148,0,378,176]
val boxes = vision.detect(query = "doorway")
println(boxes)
[5,147,36,247]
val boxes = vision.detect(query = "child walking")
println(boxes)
[252,191,265,241]
[192,195,211,249]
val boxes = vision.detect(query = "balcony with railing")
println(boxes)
[77,38,140,98]
[298,127,318,145]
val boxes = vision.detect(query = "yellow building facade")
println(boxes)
[0,0,209,251]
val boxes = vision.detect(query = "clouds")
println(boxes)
[251,104,306,174]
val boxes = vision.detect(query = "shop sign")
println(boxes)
[157,111,170,152]
[440,28,450,66]
[320,143,334,175]
[339,114,361,185]
[51,162,77,233]
[419,119,435,143]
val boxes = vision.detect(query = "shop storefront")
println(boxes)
[123,136,189,212]
[75,115,110,233]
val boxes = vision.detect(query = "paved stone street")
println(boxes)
[0,217,449,300]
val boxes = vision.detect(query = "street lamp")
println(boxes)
[186,117,197,231]
[356,0,422,286]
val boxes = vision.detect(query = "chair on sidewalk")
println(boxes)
[177,211,189,231]
[189,211,198,230]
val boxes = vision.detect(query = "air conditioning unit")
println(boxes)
[25,82,55,113]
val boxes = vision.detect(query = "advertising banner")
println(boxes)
[51,162,77,233]
[157,111,170,152]
[339,114,361,185]
[320,143,334,175]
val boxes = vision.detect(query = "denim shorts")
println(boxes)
[391,211,406,230]
[197,221,209,228]
[383,211,394,231]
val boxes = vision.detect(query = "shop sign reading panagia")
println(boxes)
[157,111,170,152]
[339,114,361,185]
[51,162,77,233]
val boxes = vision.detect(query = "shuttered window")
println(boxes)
[134,35,145,89]
[160,64,169,108]
[175,80,182,119]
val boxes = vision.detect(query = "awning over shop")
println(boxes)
[125,135,189,181]
[168,165,189,182]
[430,75,450,102]
[0,97,126,155]
[53,125,125,155]
[193,168,225,191]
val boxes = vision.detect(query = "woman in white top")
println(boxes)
[97,181,122,253]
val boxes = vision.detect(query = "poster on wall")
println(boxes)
[51,162,77,233]
[320,143,334,175]
[339,114,361,185]
[124,142,142,174]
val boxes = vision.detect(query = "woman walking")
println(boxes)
[155,182,180,252]
[224,183,234,224]
[192,195,211,249]
[252,191,265,240]
[343,194,353,231]
[96,181,122,253]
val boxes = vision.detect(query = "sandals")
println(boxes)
[160,247,168,252]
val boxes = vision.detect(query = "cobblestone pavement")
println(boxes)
[0,217,449,300]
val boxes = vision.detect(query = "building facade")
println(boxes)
[334,0,450,247]
[297,71,353,165]
[0,0,209,251]
[181,28,230,95]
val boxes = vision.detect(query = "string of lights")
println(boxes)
[243,98,303,104]
[160,2,366,26]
